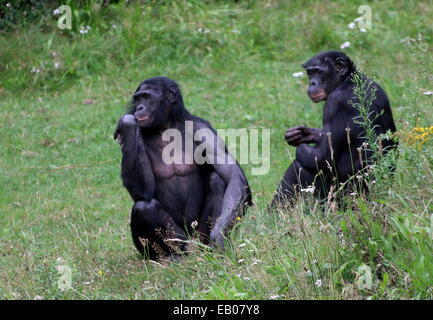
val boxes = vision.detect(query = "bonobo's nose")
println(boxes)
[136,105,145,112]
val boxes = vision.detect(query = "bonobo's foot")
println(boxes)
[209,229,225,249]
[113,114,138,145]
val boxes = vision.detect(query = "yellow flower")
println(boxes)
[404,125,433,150]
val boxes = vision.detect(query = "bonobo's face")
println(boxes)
[303,52,353,103]
[132,83,171,128]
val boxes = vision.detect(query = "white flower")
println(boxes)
[31,67,41,74]
[197,27,210,34]
[53,8,61,15]
[238,259,245,264]
[340,41,350,49]
[243,277,251,281]
[354,17,362,22]
[348,22,355,29]
[252,259,263,266]
[423,91,433,96]
[54,62,61,69]
[6,3,11,8]
[79,26,90,34]
[301,185,315,193]
[270,294,281,299]
[111,24,117,30]
[292,71,304,78]
[360,28,367,32]
[315,279,323,287]
[238,243,247,248]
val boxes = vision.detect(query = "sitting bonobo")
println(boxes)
[271,51,397,207]
[114,77,252,259]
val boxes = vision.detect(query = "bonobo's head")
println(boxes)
[130,76,186,128]
[302,51,356,103]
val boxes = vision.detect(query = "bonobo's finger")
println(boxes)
[121,114,137,126]
[285,135,302,143]
[285,135,303,145]
[287,125,306,132]
[285,130,302,143]
[299,126,313,135]
[285,129,301,138]
[286,139,302,147]
[114,114,137,139]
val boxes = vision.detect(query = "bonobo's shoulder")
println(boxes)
[190,115,217,133]
[373,81,390,101]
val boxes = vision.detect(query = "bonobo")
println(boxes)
[272,51,397,207]
[114,77,252,259]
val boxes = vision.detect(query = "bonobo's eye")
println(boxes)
[142,93,150,99]
[306,67,321,77]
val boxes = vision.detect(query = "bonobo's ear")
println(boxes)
[166,85,177,103]
[333,56,348,75]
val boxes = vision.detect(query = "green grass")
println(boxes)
[1,0,433,299]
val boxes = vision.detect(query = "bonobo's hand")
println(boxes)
[285,126,322,146]
[113,114,137,145]
[284,126,306,146]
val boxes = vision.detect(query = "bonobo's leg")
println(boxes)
[271,160,322,209]
[197,172,226,243]
[114,115,155,202]
[131,199,188,259]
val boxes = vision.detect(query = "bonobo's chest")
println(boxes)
[143,134,199,180]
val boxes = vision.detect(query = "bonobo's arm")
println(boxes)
[295,128,331,172]
[285,126,324,147]
[197,124,251,248]
[113,115,155,202]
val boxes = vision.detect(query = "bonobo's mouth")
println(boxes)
[308,90,327,103]
[136,114,150,122]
